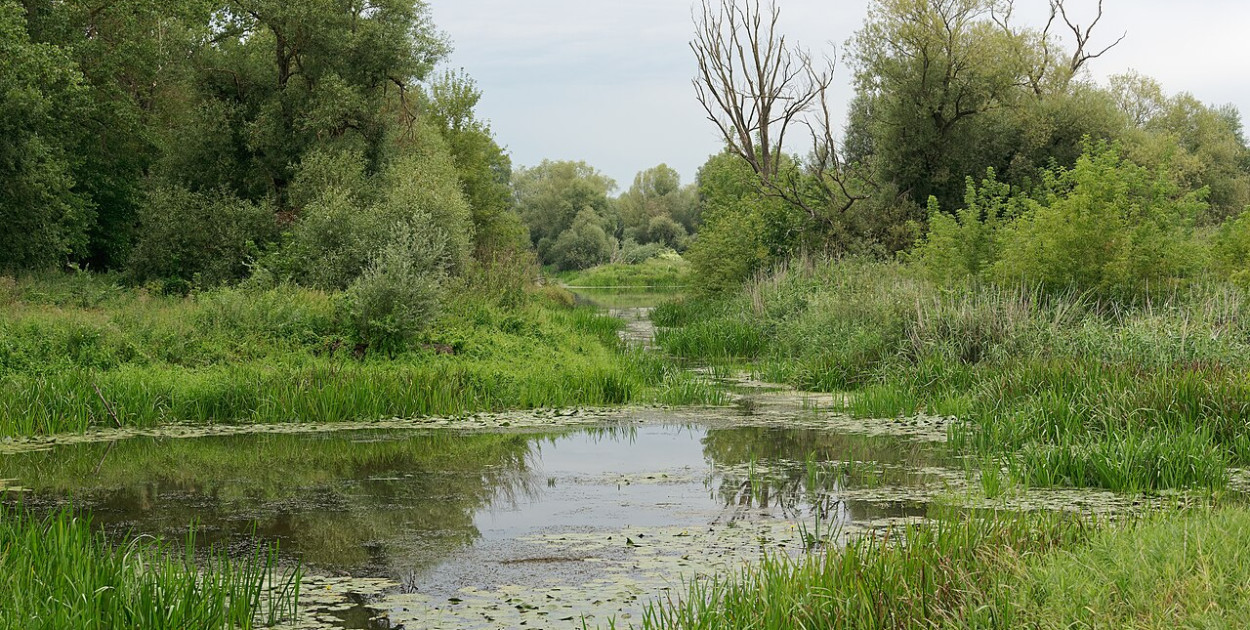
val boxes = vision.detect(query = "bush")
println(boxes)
[1211,209,1250,287]
[272,130,475,290]
[647,215,688,250]
[910,170,1016,285]
[994,143,1205,298]
[343,222,445,354]
[547,209,615,271]
[618,240,667,265]
[127,185,276,287]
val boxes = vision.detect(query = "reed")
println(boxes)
[0,505,301,630]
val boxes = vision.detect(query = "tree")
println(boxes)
[691,0,829,185]
[0,2,92,270]
[617,164,699,245]
[156,0,449,209]
[423,70,528,257]
[848,0,1126,212]
[512,160,616,265]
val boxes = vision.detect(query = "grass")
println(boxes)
[641,506,1250,629]
[0,504,301,630]
[556,253,691,288]
[0,273,713,437]
[653,259,1250,492]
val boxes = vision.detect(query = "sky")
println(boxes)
[426,0,1250,191]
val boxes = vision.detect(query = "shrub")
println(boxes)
[342,222,445,354]
[547,209,615,271]
[994,143,1205,298]
[127,185,276,287]
[910,170,1017,285]
[1211,208,1250,287]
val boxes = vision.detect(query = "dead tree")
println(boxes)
[992,0,1126,95]
[691,0,864,232]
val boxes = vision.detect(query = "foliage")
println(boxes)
[655,260,1250,491]
[910,144,1207,299]
[513,160,617,265]
[557,253,690,288]
[617,164,699,247]
[0,275,691,437]
[343,222,445,354]
[423,70,529,256]
[994,143,1205,298]
[909,170,1017,285]
[269,126,472,290]
[127,185,276,288]
[0,2,92,271]
[685,152,782,292]
[1113,72,1250,223]
[1211,210,1250,287]
[546,208,617,271]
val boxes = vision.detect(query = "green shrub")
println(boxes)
[343,222,445,354]
[547,209,615,271]
[128,186,276,287]
[995,143,1205,298]
[910,170,1016,285]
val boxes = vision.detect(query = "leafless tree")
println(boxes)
[992,0,1126,95]
[691,0,863,227]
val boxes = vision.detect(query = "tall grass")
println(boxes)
[0,274,691,437]
[642,506,1250,629]
[556,254,690,288]
[0,505,301,630]
[653,260,1250,491]
[641,510,1086,630]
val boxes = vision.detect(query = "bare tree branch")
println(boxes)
[691,0,865,236]
[1054,0,1126,75]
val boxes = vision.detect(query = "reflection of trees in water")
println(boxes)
[701,427,943,521]
[0,429,560,573]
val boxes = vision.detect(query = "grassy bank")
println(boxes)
[0,505,300,630]
[556,253,690,288]
[643,506,1250,629]
[0,273,718,437]
[654,260,1250,491]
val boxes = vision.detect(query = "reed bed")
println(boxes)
[0,274,702,437]
[0,505,301,630]
[640,507,1250,629]
[653,260,1250,491]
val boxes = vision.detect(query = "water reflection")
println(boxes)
[0,420,942,616]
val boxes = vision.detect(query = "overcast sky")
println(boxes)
[426,0,1250,191]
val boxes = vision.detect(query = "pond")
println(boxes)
[0,407,950,629]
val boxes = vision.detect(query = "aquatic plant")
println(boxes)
[0,505,301,630]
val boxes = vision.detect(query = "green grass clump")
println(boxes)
[654,260,1250,491]
[641,511,1085,629]
[1018,508,1250,628]
[556,253,690,288]
[0,274,690,437]
[642,507,1250,629]
[0,505,301,630]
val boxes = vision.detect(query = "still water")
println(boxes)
[1,411,946,629]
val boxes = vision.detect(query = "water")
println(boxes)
[0,414,945,629]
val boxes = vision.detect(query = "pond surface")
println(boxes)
[1,408,952,629]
